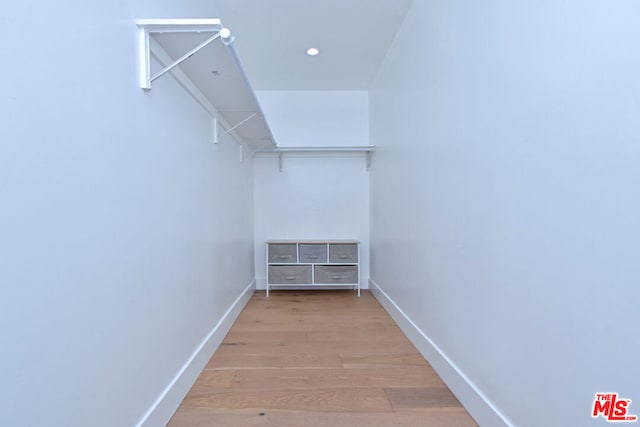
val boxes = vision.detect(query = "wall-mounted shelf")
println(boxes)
[254,146,375,171]
[137,19,277,151]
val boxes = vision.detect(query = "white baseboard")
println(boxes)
[136,280,256,427]
[369,278,512,427]
[255,277,370,291]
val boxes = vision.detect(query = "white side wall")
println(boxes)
[253,91,370,290]
[0,2,254,426]
[369,1,640,426]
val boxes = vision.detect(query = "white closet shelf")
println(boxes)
[254,146,375,171]
[254,146,375,153]
[136,19,277,151]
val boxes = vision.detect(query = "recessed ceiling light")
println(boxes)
[306,47,320,56]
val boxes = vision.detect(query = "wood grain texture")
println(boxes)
[169,407,476,427]
[168,290,478,426]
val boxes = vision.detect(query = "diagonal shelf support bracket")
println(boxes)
[149,32,222,85]
[137,19,232,90]
[214,111,258,143]
[135,18,276,151]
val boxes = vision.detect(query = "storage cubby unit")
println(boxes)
[266,240,360,296]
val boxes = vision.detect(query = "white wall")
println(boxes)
[369,1,640,426]
[0,2,254,427]
[252,91,370,290]
[253,154,370,290]
[256,90,370,147]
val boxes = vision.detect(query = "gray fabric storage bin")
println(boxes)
[299,244,328,263]
[329,243,358,263]
[314,265,358,284]
[268,244,297,263]
[268,265,312,284]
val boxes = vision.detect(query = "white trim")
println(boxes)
[135,280,256,427]
[136,19,223,33]
[253,146,375,153]
[256,276,369,291]
[253,146,374,172]
[368,278,512,427]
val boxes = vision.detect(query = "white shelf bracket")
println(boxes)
[366,151,372,171]
[211,117,218,144]
[135,19,276,151]
[149,32,222,86]
[136,19,230,90]
[214,111,258,143]
[278,152,284,172]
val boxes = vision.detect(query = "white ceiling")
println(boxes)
[211,0,413,90]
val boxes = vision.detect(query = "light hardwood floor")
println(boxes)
[168,290,478,426]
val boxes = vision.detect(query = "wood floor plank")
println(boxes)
[213,340,417,357]
[193,367,447,390]
[168,290,478,426]
[180,388,393,413]
[306,329,410,343]
[169,407,477,427]
[207,348,344,369]
[222,330,308,343]
[341,352,430,368]
[384,387,463,410]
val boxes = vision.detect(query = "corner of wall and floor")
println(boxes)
[369,279,510,427]
[136,280,256,427]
